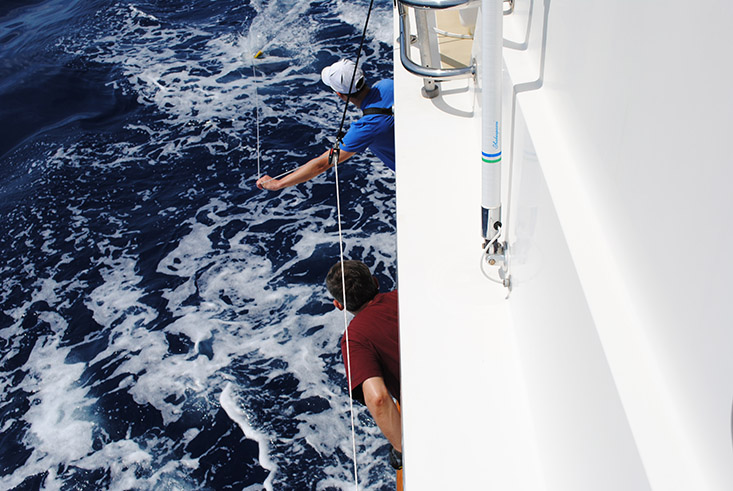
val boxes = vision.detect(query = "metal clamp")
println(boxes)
[481,239,512,291]
[504,0,515,15]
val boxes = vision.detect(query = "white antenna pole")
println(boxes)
[481,0,503,240]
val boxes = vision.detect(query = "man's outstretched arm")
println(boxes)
[362,376,402,452]
[256,148,355,191]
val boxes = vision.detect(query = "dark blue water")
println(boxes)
[0,0,396,489]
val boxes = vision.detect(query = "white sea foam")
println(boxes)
[64,188,392,486]
[74,440,154,490]
[151,191,396,487]
[220,383,277,490]
[59,0,394,173]
[247,0,319,58]
[2,1,397,489]
[0,313,96,490]
[335,0,394,50]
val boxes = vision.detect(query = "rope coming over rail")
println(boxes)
[251,1,378,486]
[333,1,376,488]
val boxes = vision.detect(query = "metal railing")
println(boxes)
[398,0,516,97]
[397,0,476,97]
[400,0,474,8]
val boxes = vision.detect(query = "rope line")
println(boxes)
[336,0,376,141]
[335,156,359,490]
[252,60,262,180]
[255,0,375,186]
[333,2,376,488]
[255,166,300,186]
[253,1,377,485]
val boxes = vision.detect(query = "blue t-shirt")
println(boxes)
[341,79,395,171]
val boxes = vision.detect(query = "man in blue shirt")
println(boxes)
[256,59,394,191]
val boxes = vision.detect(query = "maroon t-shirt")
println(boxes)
[340,290,400,404]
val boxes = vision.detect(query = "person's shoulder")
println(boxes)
[384,290,398,306]
[374,79,394,92]
[373,290,398,308]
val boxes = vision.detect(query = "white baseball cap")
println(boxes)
[321,59,365,95]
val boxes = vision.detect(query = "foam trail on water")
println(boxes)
[220,383,278,490]
[0,0,397,488]
[0,312,94,491]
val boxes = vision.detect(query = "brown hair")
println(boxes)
[326,260,378,312]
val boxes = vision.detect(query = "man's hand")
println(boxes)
[256,175,281,191]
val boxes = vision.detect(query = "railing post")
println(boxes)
[414,8,441,98]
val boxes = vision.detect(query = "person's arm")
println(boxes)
[362,376,402,452]
[256,148,355,191]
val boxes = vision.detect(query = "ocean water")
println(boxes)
[0,0,396,489]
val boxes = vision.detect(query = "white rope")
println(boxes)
[333,156,360,490]
[480,229,504,284]
[434,27,473,39]
[256,165,301,186]
[331,2,376,483]
[252,60,262,180]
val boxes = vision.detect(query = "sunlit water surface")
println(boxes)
[0,0,396,489]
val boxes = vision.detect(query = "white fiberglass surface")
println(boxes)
[395,1,733,489]
[506,106,650,491]
[393,9,541,489]
[502,0,733,489]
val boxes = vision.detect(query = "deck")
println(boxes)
[393,6,542,489]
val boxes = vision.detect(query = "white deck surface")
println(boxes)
[393,14,541,490]
[393,1,733,489]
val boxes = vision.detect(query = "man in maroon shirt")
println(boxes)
[325,260,402,463]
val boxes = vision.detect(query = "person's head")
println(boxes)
[321,59,367,97]
[326,260,379,313]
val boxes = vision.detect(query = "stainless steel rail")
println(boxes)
[397,1,476,89]
[400,0,473,8]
